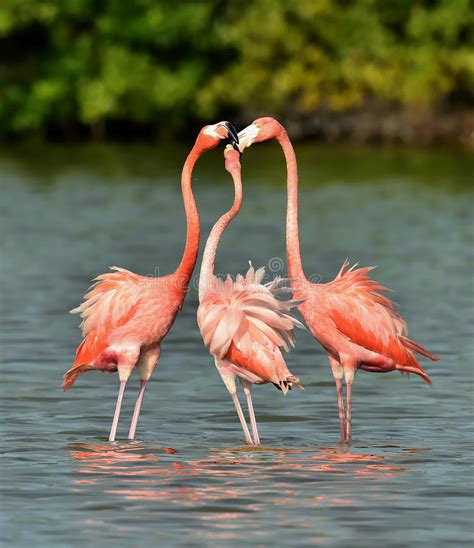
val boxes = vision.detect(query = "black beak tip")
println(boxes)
[224,122,239,150]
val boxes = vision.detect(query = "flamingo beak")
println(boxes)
[237,123,260,153]
[224,122,240,151]
[203,121,239,150]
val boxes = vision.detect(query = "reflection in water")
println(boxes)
[70,442,409,514]
[70,442,177,479]
[68,442,414,542]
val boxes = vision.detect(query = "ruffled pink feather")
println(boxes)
[198,264,304,392]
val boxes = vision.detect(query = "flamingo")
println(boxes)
[63,121,240,442]
[238,117,438,440]
[197,145,304,446]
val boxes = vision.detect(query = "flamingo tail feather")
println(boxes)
[62,363,95,391]
[396,364,432,386]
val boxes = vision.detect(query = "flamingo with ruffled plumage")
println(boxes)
[63,122,239,442]
[238,117,438,440]
[197,146,304,445]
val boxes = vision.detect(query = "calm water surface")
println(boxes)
[0,143,473,546]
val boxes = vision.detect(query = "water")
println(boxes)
[1,142,473,546]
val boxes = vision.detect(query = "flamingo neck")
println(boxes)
[175,146,201,286]
[276,129,306,284]
[199,163,242,299]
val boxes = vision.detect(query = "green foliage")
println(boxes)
[0,0,472,139]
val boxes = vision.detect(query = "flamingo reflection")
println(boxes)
[68,442,412,541]
[70,442,409,509]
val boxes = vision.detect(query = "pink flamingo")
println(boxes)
[238,117,438,440]
[197,145,303,446]
[63,122,239,442]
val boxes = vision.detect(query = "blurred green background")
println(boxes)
[0,0,473,145]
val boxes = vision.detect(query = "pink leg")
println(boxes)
[128,380,148,440]
[346,379,353,440]
[335,378,347,441]
[241,380,260,445]
[231,393,254,445]
[109,380,127,442]
[329,355,346,441]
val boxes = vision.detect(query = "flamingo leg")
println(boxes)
[329,355,346,441]
[335,378,347,441]
[215,359,253,445]
[127,346,160,440]
[231,392,254,445]
[128,380,148,440]
[346,379,353,441]
[109,380,127,442]
[240,380,260,445]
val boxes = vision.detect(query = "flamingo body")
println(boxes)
[64,268,183,390]
[296,260,435,384]
[198,266,303,392]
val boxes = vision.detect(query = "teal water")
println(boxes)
[0,143,473,546]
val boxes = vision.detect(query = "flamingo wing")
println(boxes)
[198,265,304,391]
[72,266,144,338]
[64,267,144,389]
[323,261,438,369]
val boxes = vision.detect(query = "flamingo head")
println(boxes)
[199,121,239,152]
[238,117,283,152]
[224,144,241,174]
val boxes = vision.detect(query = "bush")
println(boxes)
[0,0,472,140]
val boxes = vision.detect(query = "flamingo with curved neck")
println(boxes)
[63,122,239,442]
[238,117,438,440]
[198,150,243,297]
[198,146,303,445]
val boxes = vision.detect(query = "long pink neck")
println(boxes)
[275,129,306,283]
[175,146,201,284]
[199,161,242,298]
